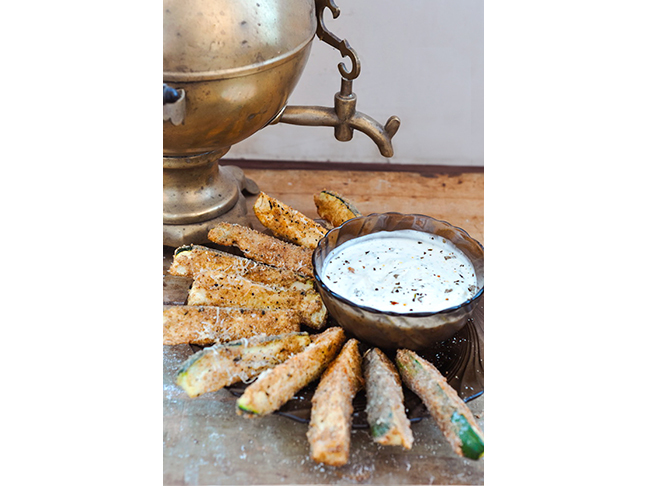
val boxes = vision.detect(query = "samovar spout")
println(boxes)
[345,112,401,159]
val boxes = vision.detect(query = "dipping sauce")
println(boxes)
[321,229,478,313]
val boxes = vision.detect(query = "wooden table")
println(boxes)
[163,164,484,485]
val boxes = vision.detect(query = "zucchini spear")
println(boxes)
[175,332,311,398]
[253,191,327,249]
[163,305,301,346]
[395,349,484,460]
[363,348,413,449]
[236,327,346,417]
[208,222,314,277]
[313,190,362,228]
[307,338,364,466]
[168,244,314,291]
[187,272,327,330]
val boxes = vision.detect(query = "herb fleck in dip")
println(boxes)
[322,230,478,313]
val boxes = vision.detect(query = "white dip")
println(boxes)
[322,229,478,313]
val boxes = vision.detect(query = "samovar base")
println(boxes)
[162,191,248,247]
[163,151,259,247]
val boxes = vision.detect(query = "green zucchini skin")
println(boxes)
[363,348,413,449]
[236,402,259,415]
[314,190,362,227]
[395,349,484,459]
[451,412,484,459]
[370,420,392,439]
[173,244,194,256]
[175,332,311,398]
[322,190,361,216]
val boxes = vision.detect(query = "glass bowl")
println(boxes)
[312,213,484,350]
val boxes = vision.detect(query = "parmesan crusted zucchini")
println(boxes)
[187,272,327,330]
[314,190,362,228]
[363,348,413,449]
[236,327,346,417]
[208,222,314,277]
[163,305,301,345]
[307,338,363,466]
[169,244,314,291]
[253,192,327,249]
[395,349,484,459]
[175,332,311,398]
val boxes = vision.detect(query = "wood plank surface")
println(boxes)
[163,166,484,485]
[242,169,484,244]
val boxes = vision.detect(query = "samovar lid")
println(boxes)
[164,0,316,81]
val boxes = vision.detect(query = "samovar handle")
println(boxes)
[314,0,361,81]
[163,83,186,126]
[272,0,400,158]
[163,83,181,104]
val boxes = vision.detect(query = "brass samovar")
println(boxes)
[163,0,400,246]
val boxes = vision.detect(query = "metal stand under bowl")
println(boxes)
[163,150,259,247]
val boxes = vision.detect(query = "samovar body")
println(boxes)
[163,0,399,246]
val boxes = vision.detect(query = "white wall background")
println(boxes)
[224,0,483,167]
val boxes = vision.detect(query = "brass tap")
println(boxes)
[275,78,401,158]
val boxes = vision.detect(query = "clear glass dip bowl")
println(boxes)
[312,213,484,350]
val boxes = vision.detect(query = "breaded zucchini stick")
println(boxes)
[236,327,346,417]
[208,222,314,277]
[168,244,314,291]
[396,349,484,460]
[253,191,327,249]
[187,272,327,330]
[163,305,301,345]
[314,190,362,228]
[363,348,413,449]
[176,332,311,398]
[307,339,364,466]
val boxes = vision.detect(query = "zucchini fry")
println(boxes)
[395,349,484,459]
[168,244,314,291]
[236,327,346,417]
[187,272,327,330]
[363,348,413,449]
[307,339,364,466]
[163,305,301,346]
[253,192,327,249]
[208,222,314,277]
[314,190,362,228]
[175,332,311,398]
